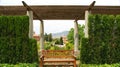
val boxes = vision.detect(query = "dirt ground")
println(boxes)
[76,60,80,67]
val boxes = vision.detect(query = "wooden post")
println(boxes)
[40,21,44,51]
[27,11,33,38]
[74,21,79,52]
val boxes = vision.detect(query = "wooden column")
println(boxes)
[40,21,44,51]
[74,21,79,52]
[85,10,90,38]
[27,11,33,38]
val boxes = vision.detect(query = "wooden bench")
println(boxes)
[40,50,76,67]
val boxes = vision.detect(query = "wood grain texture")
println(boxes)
[0,6,120,20]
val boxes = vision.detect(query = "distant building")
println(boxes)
[33,32,40,41]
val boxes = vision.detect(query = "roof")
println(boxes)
[0,5,120,20]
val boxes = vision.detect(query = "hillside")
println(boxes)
[52,31,69,38]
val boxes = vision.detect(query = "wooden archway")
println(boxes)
[21,1,95,52]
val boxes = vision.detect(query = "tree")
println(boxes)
[48,33,52,42]
[44,33,48,41]
[67,24,85,45]
[44,33,52,42]
[59,37,63,45]
[65,43,74,50]
[54,38,60,44]
[67,28,74,44]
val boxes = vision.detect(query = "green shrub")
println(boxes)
[0,63,38,67]
[65,43,74,50]
[0,16,29,38]
[0,16,38,64]
[80,63,120,67]
[81,14,120,64]
[29,39,38,63]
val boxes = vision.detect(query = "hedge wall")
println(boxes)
[0,16,38,64]
[0,16,29,38]
[81,14,120,64]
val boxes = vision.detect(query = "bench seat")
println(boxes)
[40,50,76,67]
[44,58,75,62]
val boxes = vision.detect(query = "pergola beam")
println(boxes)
[88,1,96,11]
[75,1,96,21]
[0,5,120,20]
[22,1,43,22]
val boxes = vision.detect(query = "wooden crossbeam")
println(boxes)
[75,1,96,21]
[22,1,43,22]
[88,1,96,11]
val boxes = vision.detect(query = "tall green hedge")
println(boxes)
[0,16,38,64]
[0,16,29,38]
[81,14,120,64]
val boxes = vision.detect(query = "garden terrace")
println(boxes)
[1,2,120,66]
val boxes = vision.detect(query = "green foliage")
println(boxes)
[44,33,52,42]
[0,63,38,67]
[80,63,120,67]
[67,24,85,44]
[50,45,65,50]
[0,16,38,64]
[65,43,74,50]
[81,14,120,64]
[54,37,63,45]
[54,38,60,44]
[0,16,29,38]
[48,33,52,42]
[67,28,74,43]
[29,39,39,63]
[44,33,48,41]
[80,38,90,64]
[44,42,52,50]
[44,41,65,50]
[59,37,63,45]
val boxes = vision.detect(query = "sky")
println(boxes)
[0,0,120,34]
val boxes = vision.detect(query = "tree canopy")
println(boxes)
[44,33,52,42]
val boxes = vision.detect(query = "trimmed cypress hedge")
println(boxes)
[0,16,29,38]
[81,14,120,64]
[0,16,38,64]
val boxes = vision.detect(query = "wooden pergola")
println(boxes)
[1,1,120,52]
[0,5,120,20]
